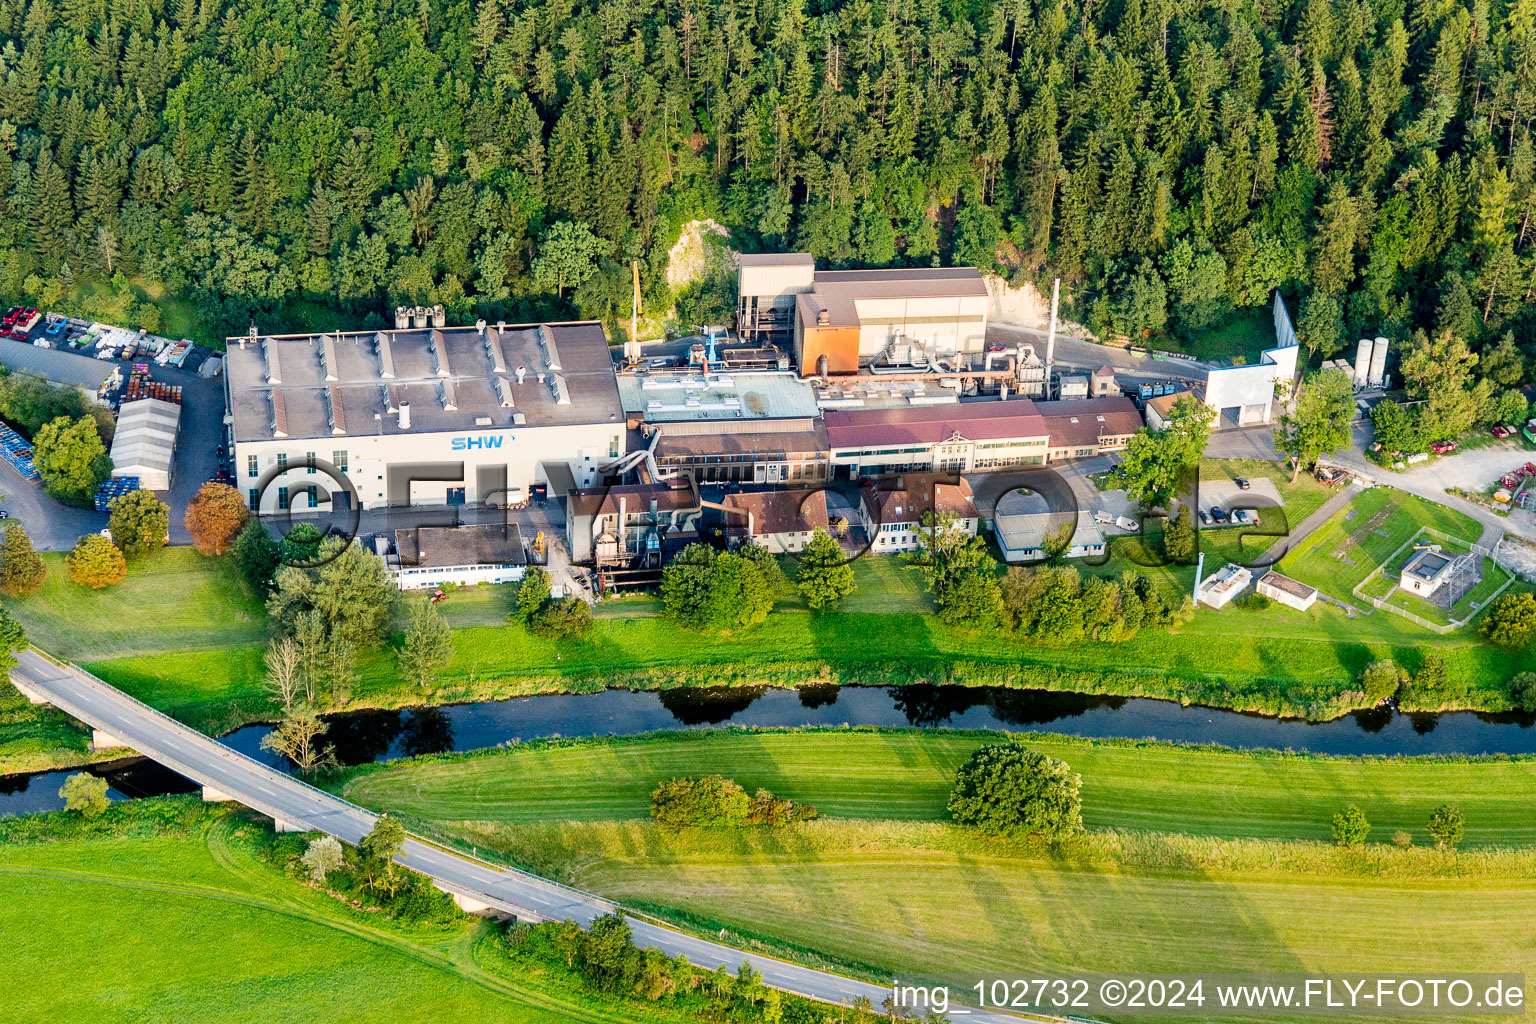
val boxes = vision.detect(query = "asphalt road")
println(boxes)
[9,649,1033,1022]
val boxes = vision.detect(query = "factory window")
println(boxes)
[277,486,290,510]
[608,436,620,458]
[247,455,258,478]
[248,488,259,507]
[333,450,348,474]
[276,453,287,470]
[306,485,318,507]
[305,451,316,473]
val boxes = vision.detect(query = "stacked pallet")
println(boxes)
[93,476,141,512]
[0,422,39,480]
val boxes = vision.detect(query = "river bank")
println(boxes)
[7,682,1536,816]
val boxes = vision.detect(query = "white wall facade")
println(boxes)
[392,563,527,590]
[853,294,988,361]
[236,421,624,512]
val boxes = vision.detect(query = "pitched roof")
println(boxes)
[1036,396,1143,447]
[860,474,976,525]
[1146,389,1195,419]
[825,401,1047,448]
[722,489,830,536]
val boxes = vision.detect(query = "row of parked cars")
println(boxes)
[1199,506,1262,527]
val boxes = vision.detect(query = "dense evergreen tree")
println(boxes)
[0,0,1529,355]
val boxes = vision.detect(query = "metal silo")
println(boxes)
[1368,336,1389,388]
[1353,338,1372,387]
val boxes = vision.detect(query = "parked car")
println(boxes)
[1492,425,1513,439]
[1198,509,1213,525]
[1210,506,1229,523]
[1234,477,1251,490]
[1430,440,1457,455]
[1232,509,1250,525]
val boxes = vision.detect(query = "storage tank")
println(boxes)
[1353,340,1372,386]
[394,306,410,330]
[1368,336,1389,388]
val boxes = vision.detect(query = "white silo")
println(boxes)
[1353,338,1372,387]
[1368,336,1389,388]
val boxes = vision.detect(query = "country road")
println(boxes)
[9,648,1037,1023]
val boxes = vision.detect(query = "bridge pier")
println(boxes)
[272,817,307,833]
[89,728,133,753]
[10,679,48,705]
[435,885,518,920]
[202,785,235,802]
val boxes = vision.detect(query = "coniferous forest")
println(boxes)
[1,0,1534,354]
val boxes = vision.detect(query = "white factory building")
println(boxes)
[225,321,625,512]
[1199,292,1301,427]
[736,254,990,376]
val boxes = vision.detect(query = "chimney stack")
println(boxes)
[398,402,411,430]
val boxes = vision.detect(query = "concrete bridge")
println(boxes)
[9,648,1036,1022]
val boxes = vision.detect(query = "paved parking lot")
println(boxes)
[0,464,106,550]
[1199,476,1283,512]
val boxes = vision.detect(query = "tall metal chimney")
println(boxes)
[398,402,411,430]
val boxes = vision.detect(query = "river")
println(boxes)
[5,684,1534,816]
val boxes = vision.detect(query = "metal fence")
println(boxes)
[1351,527,1515,634]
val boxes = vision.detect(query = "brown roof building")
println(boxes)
[722,489,831,553]
[826,401,1050,475]
[859,475,979,552]
[1036,396,1143,459]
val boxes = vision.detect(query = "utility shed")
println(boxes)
[109,398,180,490]
[1256,570,1318,611]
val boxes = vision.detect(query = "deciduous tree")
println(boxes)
[1426,804,1464,849]
[33,415,111,506]
[59,772,109,819]
[398,603,453,689]
[107,490,169,557]
[1107,396,1215,509]
[259,708,337,775]
[1331,804,1370,846]
[1483,593,1536,649]
[0,523,46,597]
[795,530,855,610]
[948,744,1083,841]
[65,534,126,589]
[1276,368,1355,481]
[185,481,250,555]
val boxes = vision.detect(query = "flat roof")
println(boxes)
[798,266,987,328]
[393,524,527,569]
[617,372,820,422]
[1257,570,1318,599]
[738,253,815,267]
[825,400,1048,448]
[1403,548,1453,580]
[994,509,1104,553]
[226,322,622,442]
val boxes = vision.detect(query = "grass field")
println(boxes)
[0,547,268,660]
[1198,459,1335,565]
[344,730,1536,1005]
[0,802,692,1024]
[343,729,1536,846]
[0,478,1525,769]
[1277,490,1485,599]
